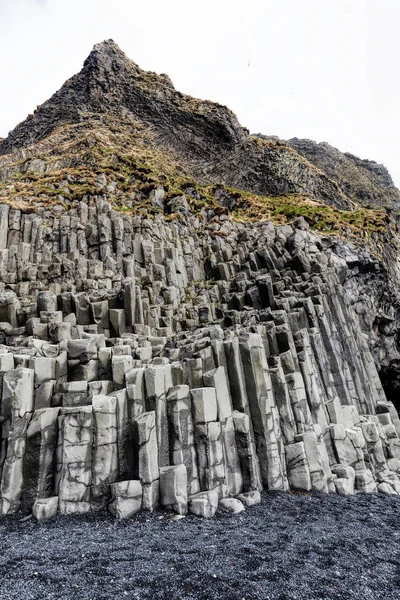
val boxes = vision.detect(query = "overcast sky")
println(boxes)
[1,0,399,186]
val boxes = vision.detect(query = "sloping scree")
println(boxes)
[0,491,399,600]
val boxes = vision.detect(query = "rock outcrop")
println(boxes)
[286,137,400,212]
[0,41,400,519]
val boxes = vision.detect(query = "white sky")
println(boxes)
[0,0,399,186]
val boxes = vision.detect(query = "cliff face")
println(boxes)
[286,137,400,211]
[0,41,400,520]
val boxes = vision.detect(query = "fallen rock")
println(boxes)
[189,489,219,518]
[32,497,58,521]
[219,498,245,513]
[109,480,142,519]
[237,491,261,507]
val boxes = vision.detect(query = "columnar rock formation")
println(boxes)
[0,40,400,520]
[0,201,399,520]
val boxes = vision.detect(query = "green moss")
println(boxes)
[229,191,387,246]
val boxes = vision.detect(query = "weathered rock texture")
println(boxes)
[0,41,400,519]
[256,135,400,212]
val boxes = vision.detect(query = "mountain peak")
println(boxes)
[91,38,120,51]
[0,41,393,211]
[0,39,178,156]
[82,38,139,75]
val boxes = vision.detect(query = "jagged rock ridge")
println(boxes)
[287,137,400,211]
[0,40,354,210]
[0,41,400,520]
[254,134,400,213]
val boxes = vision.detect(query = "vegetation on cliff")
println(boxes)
[0,116,394,257]
[0,40,398,260]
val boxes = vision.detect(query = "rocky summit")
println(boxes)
[0,40,400,521]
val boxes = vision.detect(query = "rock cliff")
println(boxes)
[0,41,400,520]
[286,137,400,211]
